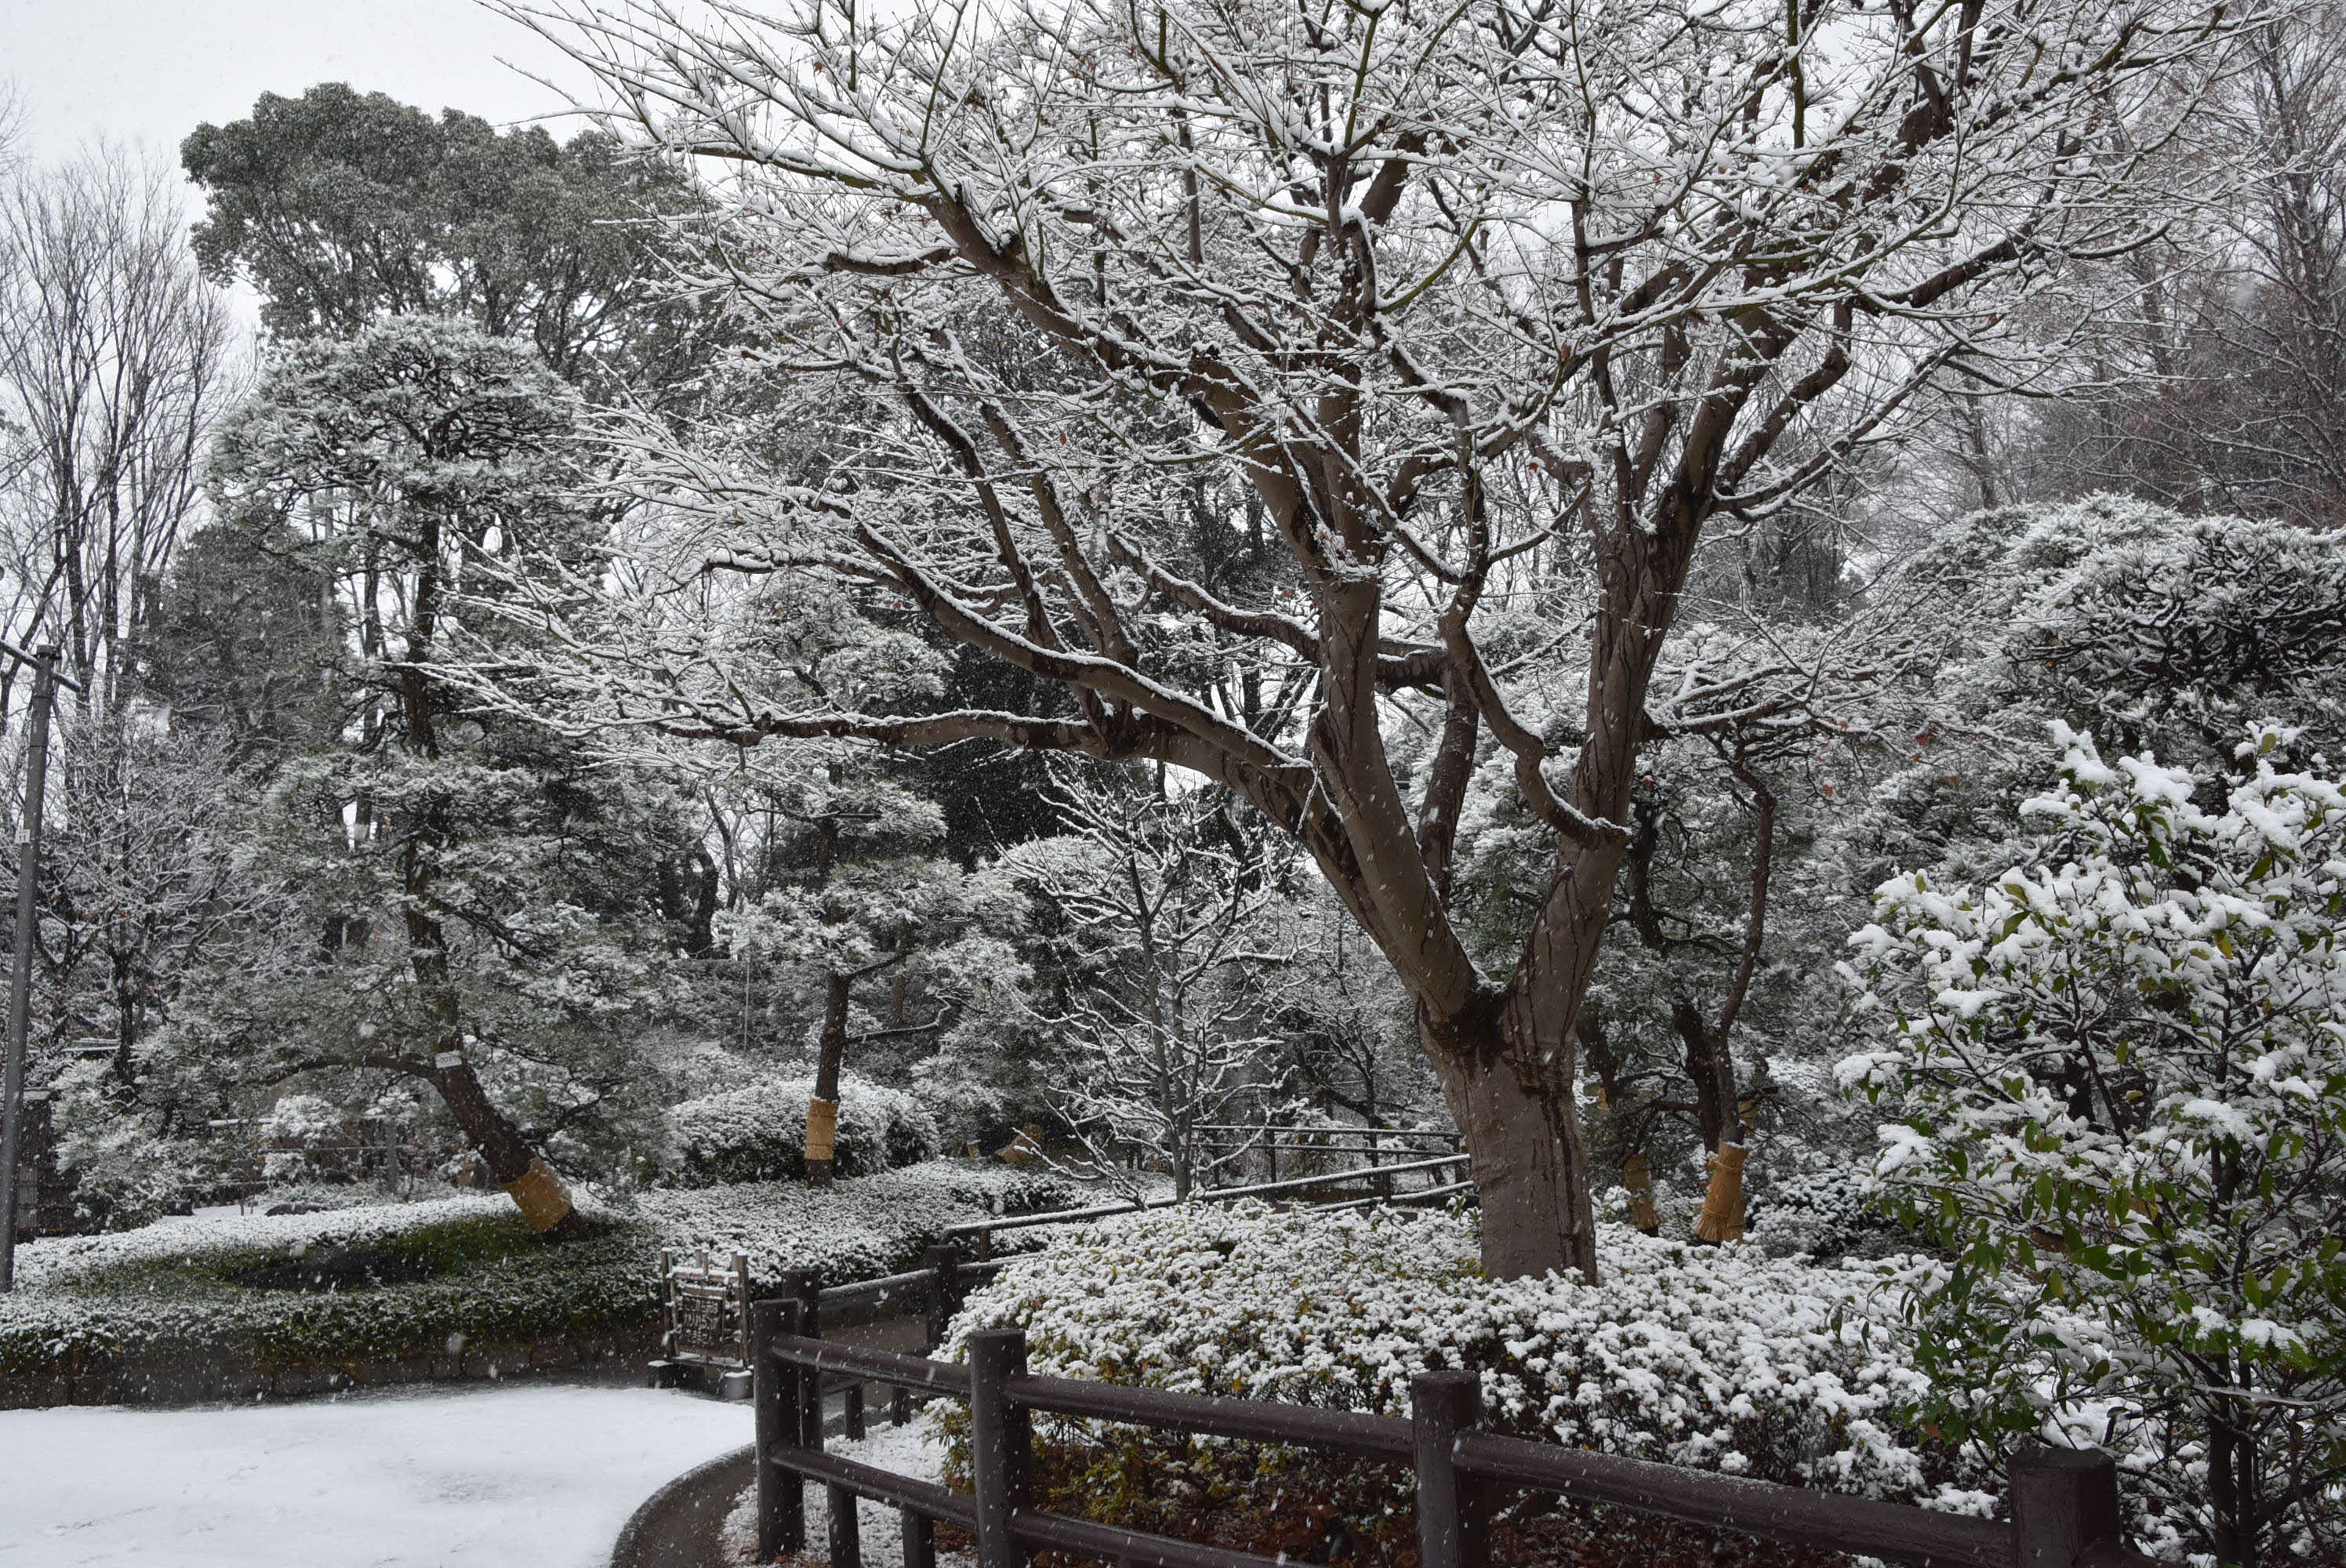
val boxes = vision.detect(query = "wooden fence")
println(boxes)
[751,1256,2159,1568]
[941,1151,1474,1259]
[1187,1123,1466,1190]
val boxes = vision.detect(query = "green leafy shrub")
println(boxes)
[1841,724,2346,1566]
[664,1071,942,1185]
[0,1161,1061,1390]
[935,1203,1976,1526]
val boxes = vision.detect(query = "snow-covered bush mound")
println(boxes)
[946,1203,1973,1505]
[1746,1167,1904,1261]
[639,1161,1081,1283]
[0,1161,1067,1398]
[9,1192,515,1294]
[664,1071,942,1185]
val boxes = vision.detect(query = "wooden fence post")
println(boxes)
[786,1269,824,1342]
[779,1272,862,1568]
[924,1245,964,1354]
[784,1267,825,1432]
[2010,1447,2121,1568]
[658,1248,676,1358]
[750,1298,804,1559]
[1413,1370,1491,1568]
[902,1508,937,1568]
[968,1328,1035,1568]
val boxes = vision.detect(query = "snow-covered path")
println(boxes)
[0,1382,752,1566]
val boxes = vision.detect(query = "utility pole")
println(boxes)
[0,644,77,1292]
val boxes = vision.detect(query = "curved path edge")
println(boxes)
[611,1441,757,1568]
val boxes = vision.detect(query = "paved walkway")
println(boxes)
[0,1382,750,1566]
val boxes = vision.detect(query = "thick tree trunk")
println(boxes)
[806,969,851,1188]
[1425,1004,1599,1281]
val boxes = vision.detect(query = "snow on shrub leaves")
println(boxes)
[0,1162,1062,1386]
[942,1203,1974,1507]
[665,1070,942,1185]
[1839,723,2346,1565]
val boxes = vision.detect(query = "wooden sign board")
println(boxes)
[659,1248,753,1367]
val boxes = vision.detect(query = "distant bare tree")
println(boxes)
[2025,3,2346,523]
[0,147,240,713]
[1014,768,1298,1201]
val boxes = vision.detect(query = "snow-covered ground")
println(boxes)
[0,1381,752,1566]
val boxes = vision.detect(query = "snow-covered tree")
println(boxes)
[1444,615,1887,1241]
[1835,496,2346,912]
[182,83,733,409]
[203,315,648,1239]
[501,0,2248,1278]
[0,146,239,710]
[1841,724,2346,1568]
[717,848,1019,1185]
[1009,768,1301,1200]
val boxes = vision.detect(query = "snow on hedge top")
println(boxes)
[665,1070,943,1185]
[946,1202,1967,1504]
[640,1161,1073,1283]
[13,1160,1063,1294]
[1,1161,1077,1379]
[10,1192,515,1291]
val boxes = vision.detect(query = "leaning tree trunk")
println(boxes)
[393,547,585,1242]
[402,886,586,1240]
[430,1054,587,1240]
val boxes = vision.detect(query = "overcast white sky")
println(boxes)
[5,0,603,167]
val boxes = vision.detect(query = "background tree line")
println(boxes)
[0,0,2329,1510]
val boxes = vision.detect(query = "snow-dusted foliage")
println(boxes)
[255,1094,352,1182]
[1878,498,2346,765]
[942,1203,1963,1504]
[1002,768,1302,1200]
[488,0,2250,1281]
[663,1071,942,1186]
[1743,1165,1901,1262]
[1841,725,2346,1564]
[1,1160,1065,1386]
[45,1073,231,1233]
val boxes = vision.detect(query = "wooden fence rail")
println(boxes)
[750,1284,2161,1568]
[939,1153,1474,1257]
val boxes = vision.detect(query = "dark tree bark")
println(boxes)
[805,969,851,1188]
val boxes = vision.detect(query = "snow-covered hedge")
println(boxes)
[664,1071,942,1185]
[942,1203,1975,1507]
[0,1161,1064,1395]
[1745,1166,1905,1261]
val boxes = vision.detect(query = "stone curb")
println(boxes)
[610,1442,757,1568]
